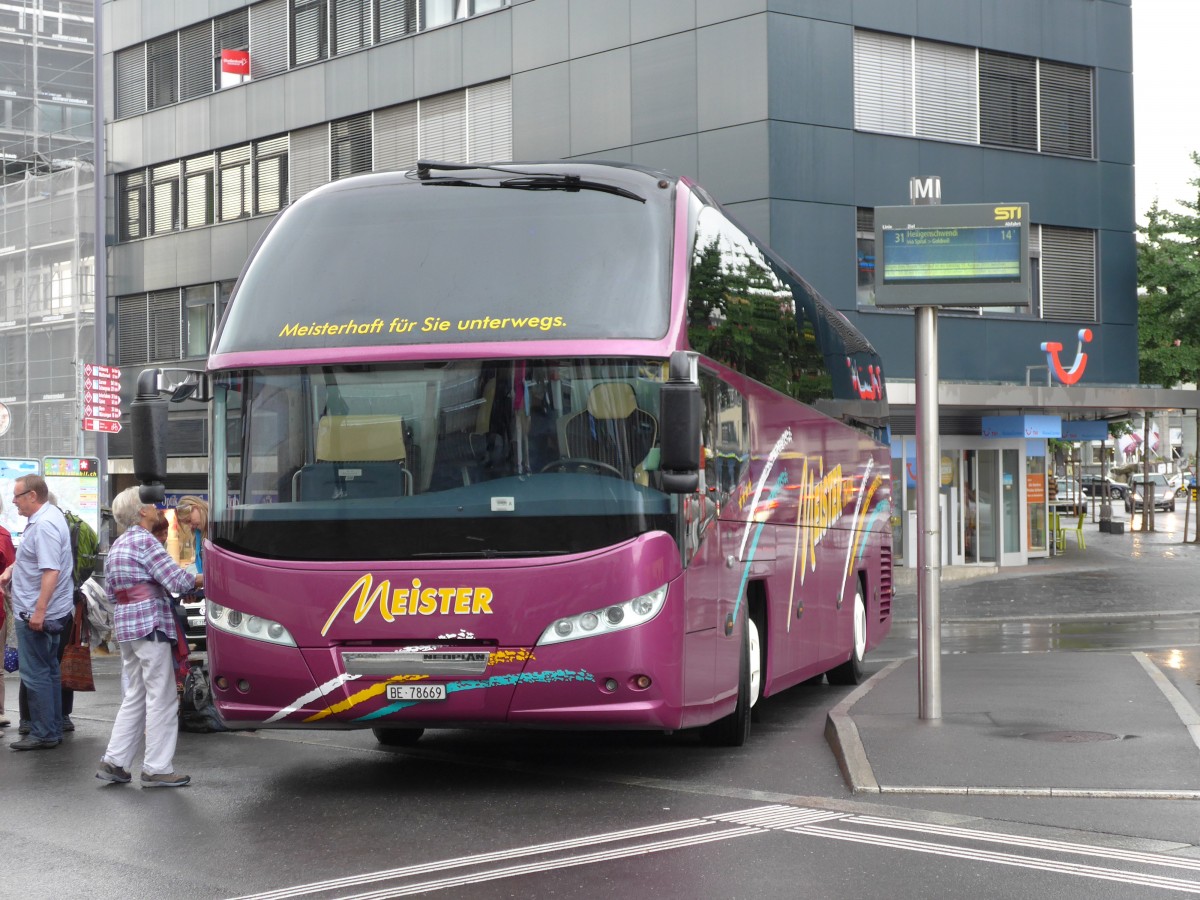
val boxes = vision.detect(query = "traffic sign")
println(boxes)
[84,363,121,380]
[82,417,122,434]
[84,376,119,392]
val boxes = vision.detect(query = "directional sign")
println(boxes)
[82,417,122,434]
[84,402,122,419]
[83,389,121,406]
[84,376,119,393]
[84,363,121,380]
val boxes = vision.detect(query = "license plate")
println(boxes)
[387,684,447,702]
[187,617,205,629]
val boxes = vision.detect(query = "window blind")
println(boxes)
[179,22,213,101]
[419,90,467,162]
[219,146,253,221]
[467,79,512,162]
[1039,60,1093,158]
[376,0,416,40]
[331,114,373,179]
[290,124,331,199]
[214,10,250,91]
[915,41,976,143]
[146,33,179,109]
[250,0,289,79]
[117,295,149,366]
[149,289,183,362]
[374,101,418,170]
[294,0,330,66]
[334,0,369,54]
[979,50,1036,151]
[1040,226,1095,321]
[853,30,912,135]
[114,45,146,118]
[184,155,215,229]
[255,136,290,213]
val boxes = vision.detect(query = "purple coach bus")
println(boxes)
[136,161,892,747]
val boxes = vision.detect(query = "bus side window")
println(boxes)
[701,373,746,500]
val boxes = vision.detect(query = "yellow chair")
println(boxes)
[1050,511,1066,553]
[1072,512,1086,550]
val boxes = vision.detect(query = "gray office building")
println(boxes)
[102,0,1187,566]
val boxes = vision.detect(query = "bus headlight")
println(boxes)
[537,585,668,646]
[207,601,296,647]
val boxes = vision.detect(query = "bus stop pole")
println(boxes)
[915,304,942,720]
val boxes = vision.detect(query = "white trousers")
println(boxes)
[102,638,179,775]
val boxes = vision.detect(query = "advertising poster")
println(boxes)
[1,458,40,539]
[43,457,101,537]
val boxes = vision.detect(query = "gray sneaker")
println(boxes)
[141,771,190,788]
[96,761,132,784]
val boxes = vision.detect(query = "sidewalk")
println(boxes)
[828,512,1200,799]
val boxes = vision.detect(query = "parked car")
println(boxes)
[1079,473,1128,502]
[1051,477,1085,508]
[1127,473,1176,513]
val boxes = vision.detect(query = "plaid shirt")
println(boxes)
[105,524,197,643]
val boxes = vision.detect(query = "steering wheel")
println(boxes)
[540,458,625,479]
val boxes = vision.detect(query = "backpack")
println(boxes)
[63,509,99,588]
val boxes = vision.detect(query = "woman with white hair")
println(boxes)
[96,486,201,788]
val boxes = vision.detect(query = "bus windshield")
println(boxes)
[212,173,673,355]
[212,359,678,562]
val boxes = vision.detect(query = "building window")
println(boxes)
[214,9,251,91]
[331,113,372,180]
[376,0,417,40]
[219,146,253,220]
[334,0,370,54]
[1039,61,1093,158]
[179,21,214,101]
[250,0,290,79]
[979,50,1036,151]
[254,136,290,214]
[185,284,215,358]
[856,208,875,308]
[184,154,216,228]
[1040,226,1096,321]
[146,33,178,109]
[118,171,146,241]
[292,0,330,66]
[150,162,180,235]
[854,30,1093,159]
[114,45,146,118]
[419,90,466,162]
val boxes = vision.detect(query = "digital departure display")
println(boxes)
[872,202,1031,308]
[880,225,1022,285]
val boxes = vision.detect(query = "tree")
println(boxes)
[1137,152,1200,387]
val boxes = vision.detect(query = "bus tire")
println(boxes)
[701,611,752,747]
[372,727,425,746]
[827,586,866,686]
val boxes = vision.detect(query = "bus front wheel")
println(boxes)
[372,727,425,746]
[701,615,758,747]
[827,587,866,686]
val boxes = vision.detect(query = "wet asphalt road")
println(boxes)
[2,510,1199,899]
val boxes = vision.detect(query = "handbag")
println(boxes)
[3,645,15,673]
[59,603,95,692]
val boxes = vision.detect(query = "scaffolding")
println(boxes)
[0,160,96,460]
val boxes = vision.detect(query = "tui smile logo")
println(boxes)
[1040,329,1092,385]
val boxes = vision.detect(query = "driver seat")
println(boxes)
[559,382,657,480]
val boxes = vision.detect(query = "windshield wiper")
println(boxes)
[413,161,646,203]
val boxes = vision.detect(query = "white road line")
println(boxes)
[792,825,1200,894]
[848,815,1200,872]
[228,817,712,900]
[1134,650,1200,751]
[334,827,763,899]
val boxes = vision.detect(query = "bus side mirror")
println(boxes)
[131,368,169,504]
[659,351,701,494]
